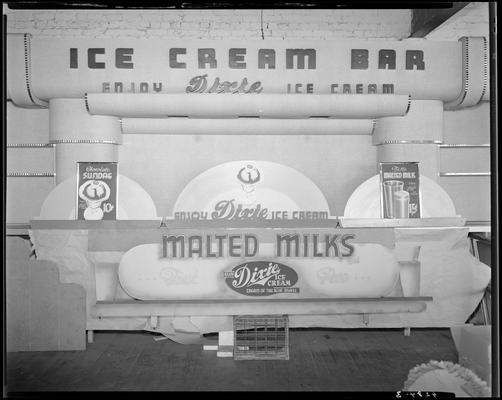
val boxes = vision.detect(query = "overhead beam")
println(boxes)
[411,2,470,37]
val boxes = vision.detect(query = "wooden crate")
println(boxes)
[234,315,289,360]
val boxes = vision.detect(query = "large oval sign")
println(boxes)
[224,261,299,296]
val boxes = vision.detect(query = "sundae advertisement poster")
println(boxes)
[76,162,118,220]
[379,162,421,219]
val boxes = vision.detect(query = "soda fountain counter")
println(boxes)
[25,219,489,342]
[24,161,490,343]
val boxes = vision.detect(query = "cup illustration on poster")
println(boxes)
[380,162,421,219]
[76,162,118,220]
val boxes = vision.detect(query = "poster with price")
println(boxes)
[379,162,421,219]
[76,162,118,220]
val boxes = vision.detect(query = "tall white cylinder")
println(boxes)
[373,100,444,182]
[50,98,122,143]
[373,100,443,144]
[376,144,440,182]
[49,99,121,183]
[86,93,411,119]
[55,143,118,183]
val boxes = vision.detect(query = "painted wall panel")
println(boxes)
[7,148,54,173]
[440,147,491,173]
[443,102,491,144]
[439,176,491,222]
[6,178,56,224]
[118,134,376,217]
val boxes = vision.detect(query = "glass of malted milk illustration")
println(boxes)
[393,190,410,219]
[78,180,111,220]
[383,180,404,218]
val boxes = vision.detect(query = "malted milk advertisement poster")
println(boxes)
[76,162,118,220]
[379,162,421,219]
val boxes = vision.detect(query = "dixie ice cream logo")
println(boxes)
[224,261,299,296]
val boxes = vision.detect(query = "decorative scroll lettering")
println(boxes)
[186,75,263,94]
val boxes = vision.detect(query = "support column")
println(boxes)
[49,98,121,184]
[373,100,443,182]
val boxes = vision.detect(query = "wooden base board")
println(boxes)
[92,297,432,318]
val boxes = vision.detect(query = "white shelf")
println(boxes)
[339,217,467,228]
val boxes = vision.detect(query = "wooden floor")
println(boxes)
[5,328,458,392]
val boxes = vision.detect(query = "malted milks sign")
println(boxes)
[117,229,401,301]
[8,35,473,102]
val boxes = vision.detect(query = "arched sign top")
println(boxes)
[172,160,331,221]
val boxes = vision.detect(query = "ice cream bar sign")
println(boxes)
[380,162,421,219]
[76,162,118,220]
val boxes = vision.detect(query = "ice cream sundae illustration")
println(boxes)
[78,180,111,220]
[237,164,261,204]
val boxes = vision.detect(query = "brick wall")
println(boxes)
[5,8,412,39]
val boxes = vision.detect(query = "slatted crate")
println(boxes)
[233,315,289,360]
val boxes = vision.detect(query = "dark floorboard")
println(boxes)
[5,328,458,392]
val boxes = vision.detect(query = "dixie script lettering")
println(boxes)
[69,47,425,70]
[161,233,355,258]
